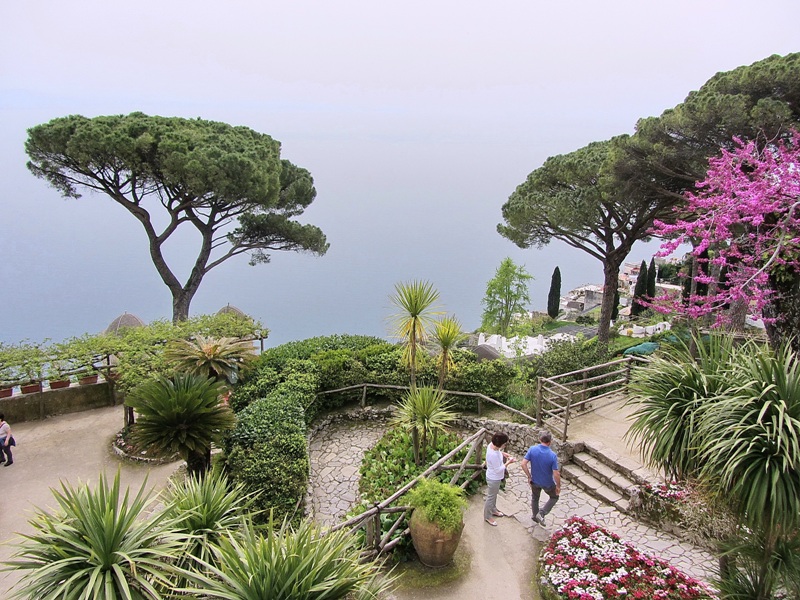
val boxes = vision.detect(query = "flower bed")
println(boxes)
[630,480,736,550]
[540,517,716,600]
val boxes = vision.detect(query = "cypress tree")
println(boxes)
[547,266,561,319]
[631,260,648,317]
[647,257,657,299]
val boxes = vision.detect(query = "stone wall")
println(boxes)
[0,382,115,422]
[450,415,577,464]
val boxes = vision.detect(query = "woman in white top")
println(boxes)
[484,432,515,525]
[0,413,12,466]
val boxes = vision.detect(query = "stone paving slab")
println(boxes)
[307,419,388,527]
[499,468,717,582]
[307,421,719,585]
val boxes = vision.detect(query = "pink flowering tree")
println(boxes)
[650,131,800,350]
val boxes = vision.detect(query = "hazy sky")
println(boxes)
[2,1,799,347]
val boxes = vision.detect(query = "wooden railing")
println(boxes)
[315,383,538,425]
[536,355,649,441]
[324,428,487,560]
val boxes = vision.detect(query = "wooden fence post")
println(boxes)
[536,378,543,426]
[625,357,633,383]
[563,390,572,441]
[366,507,381,552]
[361,385,367,408]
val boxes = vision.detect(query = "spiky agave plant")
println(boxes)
[4,471,186,600]
[163,470,255,566]
[698,343,800,599]
[178,515,395,600]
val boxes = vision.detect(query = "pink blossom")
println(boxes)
[648,131,800,327]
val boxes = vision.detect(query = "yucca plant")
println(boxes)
[3,471,185,600]
[698,344,800,599]
[431,315,466,389]
[700,343,800,533]
[178,515,395,600]
[389,280,442,389]
[163,470,255,568]
[625,333,739,479]
[392,387,455,466]
[126,373,235,477]
[164,335,257,384]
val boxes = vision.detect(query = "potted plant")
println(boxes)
[46,361,72,389]
[45,343,73,389]
[14,341,47,394]
[61,334,109,385]
[0,344,16,397]
[78,370,99,385]
[406,477,467,567]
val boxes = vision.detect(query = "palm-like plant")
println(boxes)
[4,471,185,599]
[126,373,235,477]
[164,335,257,384]
[431,315,466,389]
[389,280,442,389]
[178,516,395,600]
[392,387,455,466]
[625,334,738,479]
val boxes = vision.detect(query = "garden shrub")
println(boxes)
[229,365,281,412]
[224,368,317,524]
[309,349,369,407]
[533,337,609,381]
[359,428,478,502]
[405,478,466,534]
[257,334,387,373]
[444,351,516,409]
[354,425,479,561]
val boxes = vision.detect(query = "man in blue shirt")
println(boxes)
[521,430,560,526]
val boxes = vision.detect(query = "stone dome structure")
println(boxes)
[104,312,145,335]
[217,304,248,318]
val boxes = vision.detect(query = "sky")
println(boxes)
[1,1,799,348]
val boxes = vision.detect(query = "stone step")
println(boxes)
[561,463,628,512]
[573,440,660,487]
[572,452,638,498]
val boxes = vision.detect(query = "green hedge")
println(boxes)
[224,369,317,524]
[224,335,519,526]
[257,334,388,372]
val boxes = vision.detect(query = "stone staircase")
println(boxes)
[562,441,660,514]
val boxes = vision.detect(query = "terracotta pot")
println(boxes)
[49,379,71,390]
[78,374,99,385]
[20,382,43,394]
[0,387,13,398]
[409,509,464,568]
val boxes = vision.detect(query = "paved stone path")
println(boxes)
[308,419,388,526]
[307,418,718,584]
